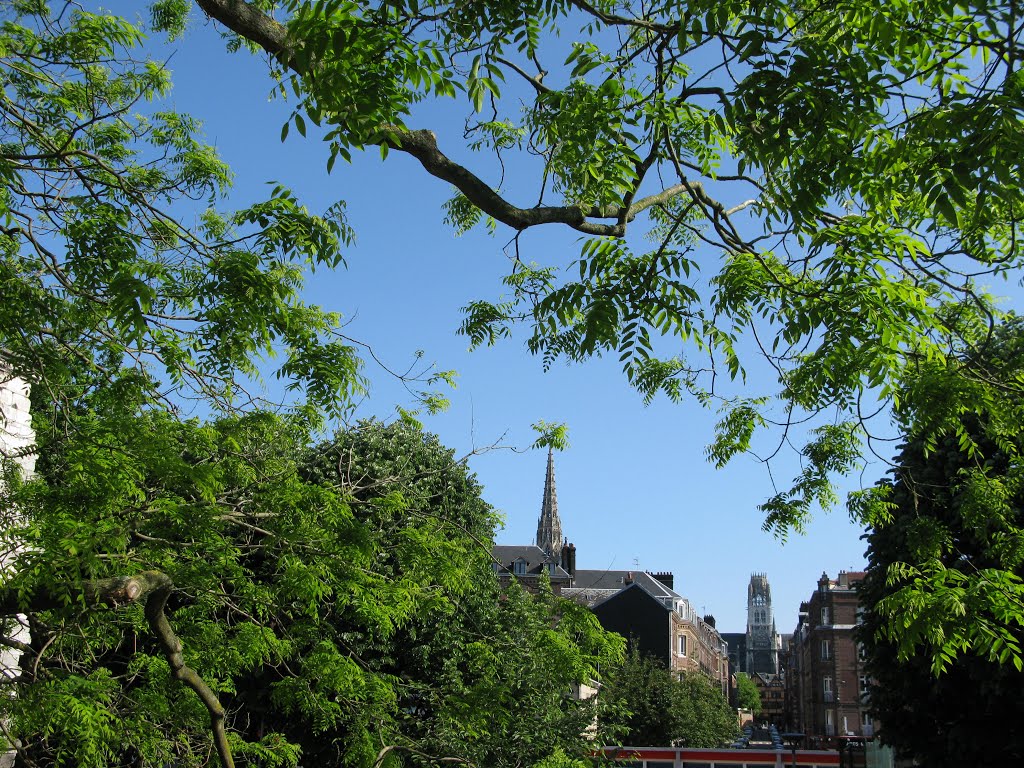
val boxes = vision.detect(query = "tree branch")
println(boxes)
[143,576,236,768]
[194,0,695,237]
[494,56,550,95]
[0,571,235,768]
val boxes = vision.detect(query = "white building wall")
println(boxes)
[0,373,36,477]
[0,370,35,766]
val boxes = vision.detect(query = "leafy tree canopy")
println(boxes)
[0,6,622,765]
[187,0,1024,539]
[3,8,1023,768]
[175,0,1024,673]
[735,672,762,715]
[602,648,736,748]
[1,406,622,767]
[0,0,382,428]
[858,316,1024,766]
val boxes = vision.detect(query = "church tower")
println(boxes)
[535,447,563,558]
[746,573,779,674]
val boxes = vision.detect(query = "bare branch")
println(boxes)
[494,56,550,95]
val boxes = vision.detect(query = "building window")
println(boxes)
[679,634,688,656]
[547,562,558,576]
[862,712,873,726]
[858,642,868,661]
[823,676,832,694]
[859,674,871,701]
[513,559,526,575]
[492,562,501,573]
[821,606,830,625]
[821,639,832,660]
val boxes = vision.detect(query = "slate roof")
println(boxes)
[491,544,571,579]
[721,631,746,653]
[568,569,680,601]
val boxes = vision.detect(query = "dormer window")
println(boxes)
[513,559,527,575]
[547,562,558,576]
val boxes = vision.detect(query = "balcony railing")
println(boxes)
[823,691,834,703]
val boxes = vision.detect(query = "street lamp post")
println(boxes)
[780,732,804,768]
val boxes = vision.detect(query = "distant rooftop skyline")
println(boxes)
[495,447,868,635]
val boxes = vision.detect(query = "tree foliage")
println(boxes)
[192,0,1024,538]
[1,408,622,767]
[0,0,368,426]
[3,6,1023,766]
[859,317,1024,766]
[0,4,623,765]
[734,673,762,715]
[602,648,736,748]
[179,0,1024,673]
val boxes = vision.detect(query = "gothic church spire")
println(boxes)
[536,447,563,558]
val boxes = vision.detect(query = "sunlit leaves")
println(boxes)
[858,317,1024,749]
[602,648,736,748]
[0,3,361,422]
[531,419,570,450]
[530,80,642,209]
[9,406,616,766]
[443,189,496,235]
[759,422,864,536]
[707,398,768,469]
[206,1,1024,552]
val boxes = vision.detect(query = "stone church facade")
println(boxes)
[722,573,783,676]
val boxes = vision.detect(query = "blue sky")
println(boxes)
[108,4,1000,634]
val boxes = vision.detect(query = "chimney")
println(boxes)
[560,540,576,578]
[649,571,674,590]
[704,614,716,628]
[624,571,634,584]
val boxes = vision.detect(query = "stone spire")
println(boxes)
[536,447,563,558]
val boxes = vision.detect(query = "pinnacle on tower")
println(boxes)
[536,447,563,558]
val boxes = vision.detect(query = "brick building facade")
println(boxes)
[787,571,874,745]
[573,570,730,696]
